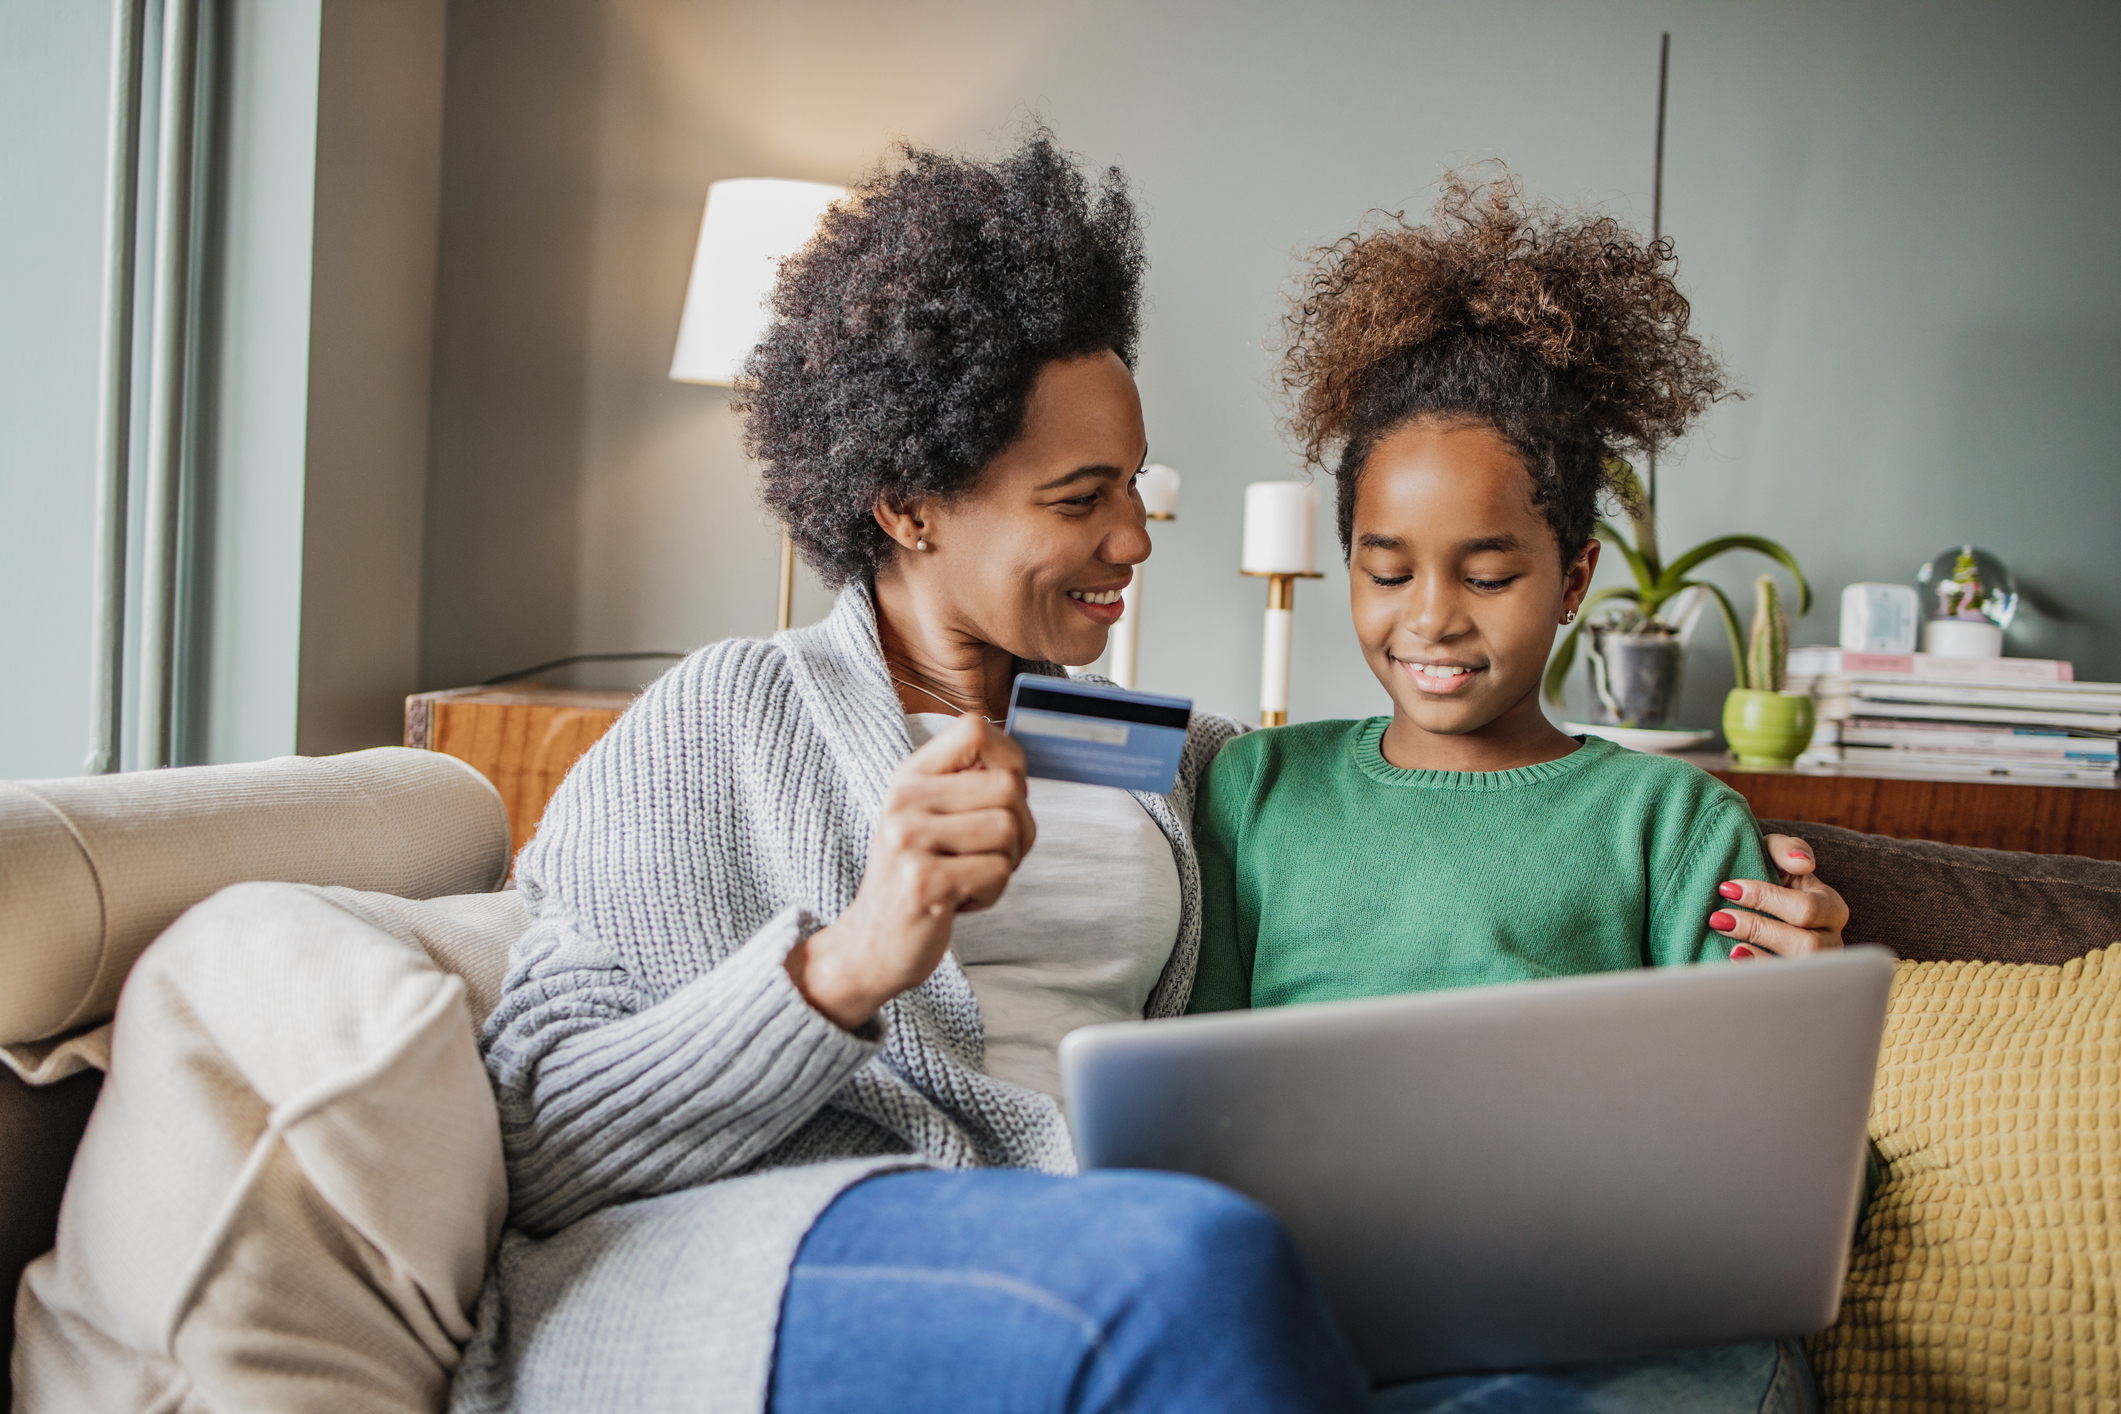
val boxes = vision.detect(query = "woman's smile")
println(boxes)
[1065,582,1129,625]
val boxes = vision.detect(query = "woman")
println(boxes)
[452,134,1847,1414]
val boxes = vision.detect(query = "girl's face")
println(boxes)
[1350,418,1596,755]
[887,351,1152,668]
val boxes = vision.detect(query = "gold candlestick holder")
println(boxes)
[1242,569,1324,727]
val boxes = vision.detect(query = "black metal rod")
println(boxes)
[1648,31,1670,514]
[1653,32,1670,243]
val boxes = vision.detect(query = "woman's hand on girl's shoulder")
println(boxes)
[1712,834,1849,960]
[787,715,1036,1031]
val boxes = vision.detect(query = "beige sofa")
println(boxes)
[1,750,527,1412]
[4,749,2118,1412]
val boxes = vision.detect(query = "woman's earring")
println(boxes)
[1563,609,1577,624]
[916,537,928,552]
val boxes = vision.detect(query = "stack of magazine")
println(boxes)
[1786,648,2120,785]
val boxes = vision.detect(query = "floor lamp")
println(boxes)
[670,177,846,632]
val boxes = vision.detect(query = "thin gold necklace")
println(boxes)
[891,674,1004,725]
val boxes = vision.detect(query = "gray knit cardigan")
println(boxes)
[450,581,1241,1414]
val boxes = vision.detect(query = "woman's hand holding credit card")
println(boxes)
[1004,673,1193,795]
[787,713,1036,1031]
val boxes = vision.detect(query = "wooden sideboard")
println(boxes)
[1682,753,2121,861]
[405,685,635,860]
[404,687,2121,864]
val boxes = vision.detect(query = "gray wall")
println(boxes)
[296,0,447,755]
[421,0,2121,729]
[13,1,2116,777]
[1655,2,2121,723]
[202,0,445,762]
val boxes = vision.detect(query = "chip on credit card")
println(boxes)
[1005,673,1193,795]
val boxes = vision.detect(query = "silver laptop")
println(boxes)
[1060,947,1893,1383]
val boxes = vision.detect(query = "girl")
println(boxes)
[1191,171,1832,1414]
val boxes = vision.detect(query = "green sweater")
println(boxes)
[1188,721,1774,1013]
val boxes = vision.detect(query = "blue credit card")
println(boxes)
[1005,673,1193,795]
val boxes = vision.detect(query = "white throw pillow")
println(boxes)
[12,882,507,1414]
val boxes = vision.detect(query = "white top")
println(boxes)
[907,713,1184,1103]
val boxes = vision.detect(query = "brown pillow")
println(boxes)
[0,1068,99,1411]
[1759,820,2121,966]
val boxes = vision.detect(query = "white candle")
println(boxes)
[1110,579,1141,688]
[1261,603,1293,714]
[1138,463,1181,519]
[1242,481,1317,575]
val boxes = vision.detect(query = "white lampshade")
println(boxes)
[1138,463,1180,519]
[670,178,846,386]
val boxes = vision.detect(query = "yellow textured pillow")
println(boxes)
[1809,948,2121,1412]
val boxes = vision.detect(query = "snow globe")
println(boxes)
[1916,545,2018,658]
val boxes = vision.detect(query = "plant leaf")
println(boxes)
[1542,621,1584,708]
[1688,578,1750,689]
[1656,535,1813,616]
[1602,457,1660,574]
[1596,519,1658,599]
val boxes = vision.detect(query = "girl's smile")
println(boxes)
[1396,656,1486,695]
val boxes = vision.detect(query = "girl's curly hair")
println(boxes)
[735,132,1144,587]
[1280,166,1733,561]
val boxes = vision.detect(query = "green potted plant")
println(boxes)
[1722,574,1817,766]
[1541,458,1811,728]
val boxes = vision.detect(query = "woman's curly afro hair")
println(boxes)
[736,131,1145,587]
[1280,166,1733,562]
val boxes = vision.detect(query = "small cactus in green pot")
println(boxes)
[1743,574,1789,693]
[1722,574,1814,767]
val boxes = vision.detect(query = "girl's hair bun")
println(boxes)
[1280,166,1735,558]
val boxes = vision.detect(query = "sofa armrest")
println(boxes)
[1,1065,100,1408]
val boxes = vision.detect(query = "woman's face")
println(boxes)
[886,350,1152,667]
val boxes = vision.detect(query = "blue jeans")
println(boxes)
[1372,1340,1817,1413]
[767,1170,1817,1414]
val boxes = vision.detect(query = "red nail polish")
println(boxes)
[1718,882,1743,900]
[1730,944,1755,959]
[1710,911,1738,933]
[1791,851,1812,862]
